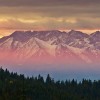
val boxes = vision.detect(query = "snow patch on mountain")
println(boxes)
[0,37,13,51]
[67,46,92,63]
[34,38,56,56]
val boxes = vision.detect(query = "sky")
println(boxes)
[0,0,100,37]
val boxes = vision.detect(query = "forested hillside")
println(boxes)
[0,67,100,100]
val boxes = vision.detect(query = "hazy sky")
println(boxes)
[0,0,100,37]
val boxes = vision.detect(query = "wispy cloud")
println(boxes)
[0,0,100,35]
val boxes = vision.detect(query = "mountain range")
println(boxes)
[0,30,100,64]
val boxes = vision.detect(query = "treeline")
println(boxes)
[0,67,100,100]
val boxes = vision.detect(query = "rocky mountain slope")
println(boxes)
[0,30,100,64]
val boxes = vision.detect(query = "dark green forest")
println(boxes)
[0,67,100,100]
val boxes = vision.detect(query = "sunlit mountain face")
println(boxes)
[0,30,100,81]
[0,30,100,64]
